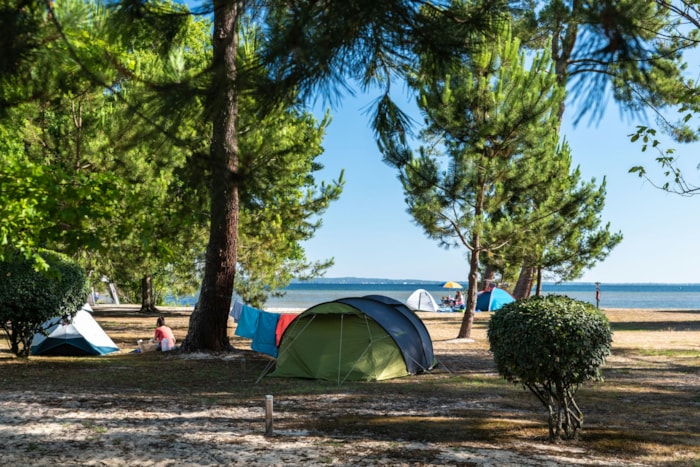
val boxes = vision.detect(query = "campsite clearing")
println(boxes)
[0,306,698,466]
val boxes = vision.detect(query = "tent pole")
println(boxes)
[337,315,344,386]
[255,358,276,384]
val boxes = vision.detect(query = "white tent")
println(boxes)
[406,288,440,312]
[31,304,119,356]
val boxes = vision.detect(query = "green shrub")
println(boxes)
[487,295,613,440]
[0,249,90,357]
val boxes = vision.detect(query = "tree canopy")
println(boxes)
[0,1,343,348]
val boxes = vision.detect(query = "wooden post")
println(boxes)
[264,395,273,436]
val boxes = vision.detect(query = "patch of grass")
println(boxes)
[635,348,700,358]
[308,413,545,444]
[611,321,700,332]
[81,420,107,433]
[583,428,700,465]
[372,447,442,463]
[320,440,345,448]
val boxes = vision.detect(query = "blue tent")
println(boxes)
[476,287,515,311]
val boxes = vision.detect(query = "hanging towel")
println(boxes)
[275,313,298,347]
[251,311,281,357]
[235,305,261,338]
[230,300,244,322]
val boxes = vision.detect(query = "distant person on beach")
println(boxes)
[154,316,176,351]
[454,291,463,307]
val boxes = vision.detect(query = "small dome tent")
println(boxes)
[271,295,436,383]
[31,304,119,356]
[476,287,515,311]
[406,288,440,312]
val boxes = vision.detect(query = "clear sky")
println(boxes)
[301,88,700,284]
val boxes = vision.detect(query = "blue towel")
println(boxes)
[230,300,244,322]
[235,305,261,338]
[251,311,281,357]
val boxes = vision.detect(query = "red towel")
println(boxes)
[275,313,298,347]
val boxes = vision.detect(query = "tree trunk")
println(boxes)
[139,274,159,314]
[182,0,241,352]
[458,236,481,339]
[535,266,543,296]
[458,176,487,339]
[512,264,535,299]
[9,324,20,356]
[107,282,120,305]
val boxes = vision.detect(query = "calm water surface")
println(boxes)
[173,282,700,311]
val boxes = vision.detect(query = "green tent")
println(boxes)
[270,295,435,383]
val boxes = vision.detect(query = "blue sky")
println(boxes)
[302,88,700,284]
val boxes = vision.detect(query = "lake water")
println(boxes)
[172,281,700,311]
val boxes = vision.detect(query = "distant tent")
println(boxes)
[31,304,119,356]
[476,287,515,312]
[406,288,440,312]
[271,295,436,383]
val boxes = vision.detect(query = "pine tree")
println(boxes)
[387,23,564,338]
[486,142,623,296]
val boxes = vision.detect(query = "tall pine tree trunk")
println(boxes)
[457,240,480,339]
[458,178,486,339]
[512,264,535,299]
[535,266,543,296]
[139,274,159,314]
[182,0,241,352]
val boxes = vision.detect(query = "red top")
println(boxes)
[154,325,176,350]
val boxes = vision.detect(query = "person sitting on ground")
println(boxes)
[154,316,176,351]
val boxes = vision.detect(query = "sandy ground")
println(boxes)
[0,307,697,466]
[0,374,646,467]
[0,395,622,467]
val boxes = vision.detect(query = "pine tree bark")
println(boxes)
[182,0,241,352]
[458,232,481,339]
[512,264,535,299]
[458,176,487,339]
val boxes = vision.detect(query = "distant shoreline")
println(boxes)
[291,278,700,286]
[94,304,699,315]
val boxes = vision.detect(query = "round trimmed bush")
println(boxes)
[487,294,613,440]
[0,249,90,357]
